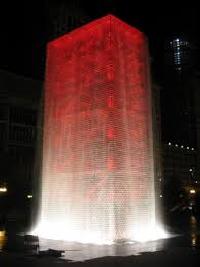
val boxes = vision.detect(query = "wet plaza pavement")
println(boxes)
[1,214,200,266]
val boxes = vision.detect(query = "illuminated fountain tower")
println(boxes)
[34,15,165,244]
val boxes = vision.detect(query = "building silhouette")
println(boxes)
[161,36,200,209]
[0,70,42,218]
[45,0,91,40]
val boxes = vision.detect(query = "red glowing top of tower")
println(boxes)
[49,14,145,48]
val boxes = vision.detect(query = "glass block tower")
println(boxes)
[34,15,164,244]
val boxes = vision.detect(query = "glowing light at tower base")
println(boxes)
[33,15,167,245]
[32,223,167,244]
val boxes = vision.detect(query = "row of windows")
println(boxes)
[8,145,34,157]
[170,39,189,48]
[0,106,37,126]
[1,119,37,146]
[9,126,36,144]
[9,107,37,126]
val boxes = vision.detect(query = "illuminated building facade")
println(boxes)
[35,15,165,243]
[164,37,193,73]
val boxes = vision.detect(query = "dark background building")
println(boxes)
[0,70,42,224]
[160,33,200,210]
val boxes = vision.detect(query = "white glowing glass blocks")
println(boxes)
[34,15,166,244]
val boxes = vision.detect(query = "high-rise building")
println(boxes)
[161,37,200,209]
[164,36,194,73]
[162,36,198,149]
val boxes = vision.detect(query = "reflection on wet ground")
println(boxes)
[0,214,200,261]
[38,237,169,261]
[188,215,200,249]
[0,230,6,251]
[190,215,198,247]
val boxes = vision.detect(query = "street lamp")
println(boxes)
[190,189,196,194]
[0,187,7,193]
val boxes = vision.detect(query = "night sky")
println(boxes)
[0,1,199,80]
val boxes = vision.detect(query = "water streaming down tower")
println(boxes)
[34,15,165,244]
